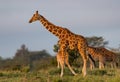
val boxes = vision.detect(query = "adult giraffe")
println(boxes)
[29,11,90,77]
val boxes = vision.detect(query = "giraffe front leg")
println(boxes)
[59,60,64,77]
[78,48,87,77]
[80,53,87,76]
[82,58,87,77]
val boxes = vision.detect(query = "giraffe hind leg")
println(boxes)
[65,52,77,76]
[88,54,96,70]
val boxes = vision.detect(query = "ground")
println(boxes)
[0,67,120,82]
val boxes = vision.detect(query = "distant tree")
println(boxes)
[53,44,59,53]
[86,36,108,47]
[13,44,30,66]
[29,49,51,61]
[0,44,53,71]
[14,44,29,58]
[13,44,52,71]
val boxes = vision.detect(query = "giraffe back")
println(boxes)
[88,46,118,63]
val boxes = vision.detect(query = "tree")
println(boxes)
[53,44,59,53]
[14,44,29,58]
[86,36,108,47]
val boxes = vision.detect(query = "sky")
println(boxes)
[0,0,120,58]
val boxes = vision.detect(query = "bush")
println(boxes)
[0,72,3,77]
[21,66,30,73]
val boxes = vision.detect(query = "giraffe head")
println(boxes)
[29,11,40,23]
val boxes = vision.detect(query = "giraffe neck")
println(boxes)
[38,14,67,39]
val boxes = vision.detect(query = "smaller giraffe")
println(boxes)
[99,47,118,68]
[88,46,118,69]
[56,50,77,77]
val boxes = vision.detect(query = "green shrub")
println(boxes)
[21,66,30,73]
[0,72,3,77]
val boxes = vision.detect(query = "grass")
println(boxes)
[0,67,120,82]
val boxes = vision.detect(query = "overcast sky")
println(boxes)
[0,0,120,58]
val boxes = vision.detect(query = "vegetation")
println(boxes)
[0,36,120,82]
[0,67,120,82]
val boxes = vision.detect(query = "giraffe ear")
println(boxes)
[36,11,38,14]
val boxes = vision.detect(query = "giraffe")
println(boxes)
[87,46,118,69]
[98,47,118,68]
[56,50,77,77]
[29,11,90,76]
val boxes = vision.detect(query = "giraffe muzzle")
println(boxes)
[29,20,32,23]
